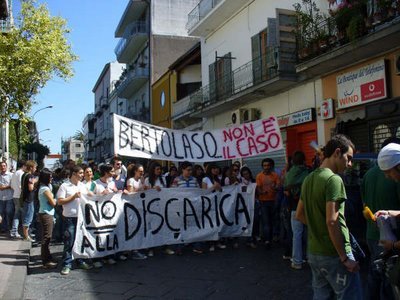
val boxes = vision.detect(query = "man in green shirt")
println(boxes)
[296,134,362,299]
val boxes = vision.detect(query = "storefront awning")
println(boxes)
[336,108,365,123]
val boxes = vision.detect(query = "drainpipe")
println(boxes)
[144,0,151,124]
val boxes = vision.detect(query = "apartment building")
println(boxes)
[113,0,199,128]
[91,62,125,162]
[61,138,85,162]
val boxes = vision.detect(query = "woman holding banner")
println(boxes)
[144,161,175,257]
[202,163,226,252]
[125,164,145,193]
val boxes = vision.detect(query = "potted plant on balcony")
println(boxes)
[346,13,366,41]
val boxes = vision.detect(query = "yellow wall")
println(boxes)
[151,71,174,129]
[321,51,400,139]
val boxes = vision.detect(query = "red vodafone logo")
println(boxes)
[360,79,385,102]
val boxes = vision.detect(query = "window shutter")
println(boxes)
[209,62,216,104]
[223,52,233,98]
[251,34,262,84]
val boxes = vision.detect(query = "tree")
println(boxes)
[73,129,84,141]
[24,141,50,169]
[0,0,78,157]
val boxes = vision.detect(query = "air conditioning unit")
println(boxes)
[231,108,259,124]
[395,53,400,75]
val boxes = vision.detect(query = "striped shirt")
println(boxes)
[172,176,199,188]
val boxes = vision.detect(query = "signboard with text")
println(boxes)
[277,108,314,128]
[72,186,255,258]
[337,60,387,109]
[113,114,283,162]
[320,98,334,120]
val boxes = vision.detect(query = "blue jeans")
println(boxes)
[62,217,83,268]
[0,199,14,231]
[260,201,274,242]
[22,201,34,227]
[366,239,395,300]
[308,252,362,300]
[291,211,305,265]
[11,198,23,235]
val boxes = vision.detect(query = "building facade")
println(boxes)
[61,138,85,162]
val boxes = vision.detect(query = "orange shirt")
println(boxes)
[256,171,280,201]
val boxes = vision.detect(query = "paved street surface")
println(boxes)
[24,241,314,300]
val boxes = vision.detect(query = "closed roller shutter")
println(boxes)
[243,147,287,176]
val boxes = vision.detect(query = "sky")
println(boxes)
[13,0,128,153]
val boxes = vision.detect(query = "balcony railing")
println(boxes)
[296,6,400,63]
[115,66,149,98]
[182,47,294,112]
[0,20,11,33]
[114,21,148,60]
[187,0,222,32]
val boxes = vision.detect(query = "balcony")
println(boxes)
[100,95,109,109]
[95,104,102,117]
[0,19,10,33]
[126,109,150,123]
[295,9,400,77]
[187,0,249,36]
[115,21,148,63]
[115,66,149,99]
[172,92,203,127]
[188,47,297,118]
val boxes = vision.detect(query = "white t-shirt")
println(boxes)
[56,180,86,217]
[202,177,214,189]
[10,169,24,198]
[127,177,143,191]
[95,178,117,194]
[144,177,165,189]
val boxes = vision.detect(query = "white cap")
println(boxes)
[378,143,400,171]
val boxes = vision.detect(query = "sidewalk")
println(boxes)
[0,234,31,300]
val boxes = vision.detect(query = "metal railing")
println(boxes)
[187,0,222,31]
[116,66,149,95]
[0,20,11,33]
[296,6,400,62]
[180,47,293,113]
[114,21,148,58]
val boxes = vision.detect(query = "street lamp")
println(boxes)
[39,139,51,144]
[32,105,53,118]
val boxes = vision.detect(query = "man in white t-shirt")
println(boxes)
[10,160,26,238]
[57,166,92,275]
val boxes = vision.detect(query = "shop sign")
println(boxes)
[337,59,387,109]
[320,98,334,120]
[277,108,314,128]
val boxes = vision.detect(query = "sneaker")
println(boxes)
[216,243,226,249]
[164,248,175,255]
[248,242,257,249]
[43,261,58,269]
[24,236,35,242]
[209,245,215,252]
[10,232,22,239]
[148,250,154,257]
[60,266,70,275]
[93,261,103,268]
[118,254,128,261]
[192,248,203,254]
[233,242,239,249]
[79,262,93,270]
[131,251,147,260]
[291,262,303,270]
[103,258,117,265]
[283,255,292,260]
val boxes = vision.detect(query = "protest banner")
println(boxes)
[113,113,282,162]
[72,185,255,258]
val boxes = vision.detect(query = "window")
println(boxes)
[160,91,166,108]
[76,153,82,158]
[76,143,81,147]
[373,124,391,153]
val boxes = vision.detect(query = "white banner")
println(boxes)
[72,185,255,258]
[337,59,387,109]
[113,114,283,162]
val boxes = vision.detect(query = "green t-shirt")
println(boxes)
[362,165,400,241]
[301,168,351,256]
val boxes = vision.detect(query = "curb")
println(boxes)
[2,240,31,300]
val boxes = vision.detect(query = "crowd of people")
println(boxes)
[2,133,400,299]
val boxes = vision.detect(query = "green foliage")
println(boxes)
[8,118,29,158]
[24,141,50,168]
[73,130,84,141]
[0,0,78,123]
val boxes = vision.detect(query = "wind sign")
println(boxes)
[113,114,282,162]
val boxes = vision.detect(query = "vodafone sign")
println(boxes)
[337,60,387,109]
